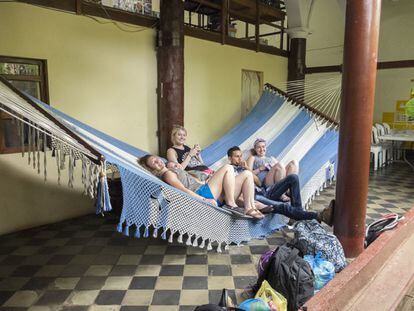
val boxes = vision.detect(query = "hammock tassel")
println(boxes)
[68,150,74,188]
[56,146,61,185]
[28,124,32,165]
[199,239,205,249]
[217,242,222,253]
[192,237,199,248]
[168,231,174,243]
[134,226,141,238]
[87,163,94,199]
[143,226,149,238]
[177,232,183,244]
[32,125,36,169]
[153,227,158,238]
[123,225,130,236]
[186,235,192,246]
[21,120,25,158]
[161,228,167,240]
[36,128,40,174]
[43,132,47,182]
[117,223,123,233]
[95,162,112,214]
[82,158,87,195]
[60,152,66,170]
[224,244,229,251]
[207,240,213,251]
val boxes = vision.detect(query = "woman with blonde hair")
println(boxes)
[139,154,264,219]
[166,125,213,180]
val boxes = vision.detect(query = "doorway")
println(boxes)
[241,69,263,119]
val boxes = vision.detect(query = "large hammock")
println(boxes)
[0,76,340,251]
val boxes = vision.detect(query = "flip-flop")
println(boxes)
[245,208,265,220]
[222,205,253,219]
[257,205,274,214]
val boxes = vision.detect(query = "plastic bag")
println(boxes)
[238,298,270,311]
[254,280,287,311]
[304,252,335,292]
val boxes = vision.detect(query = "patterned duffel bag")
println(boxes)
[292,220,346,272]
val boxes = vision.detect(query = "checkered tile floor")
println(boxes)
[0,162,413,310]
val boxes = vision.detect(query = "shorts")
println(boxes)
[196,184,215,200]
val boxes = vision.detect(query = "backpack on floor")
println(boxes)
[292,220,346,272]
[365,213,403,247]
[256,244,314,311]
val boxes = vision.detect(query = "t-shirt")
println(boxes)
[232,164,246,176]
[172,145,209,171]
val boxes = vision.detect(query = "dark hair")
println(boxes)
[250,148,257,156]
[138,154,153,167]
[227,146,241,157]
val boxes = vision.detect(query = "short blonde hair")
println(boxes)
[170,125,187,145]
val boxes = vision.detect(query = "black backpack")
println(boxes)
[257,244,314,311]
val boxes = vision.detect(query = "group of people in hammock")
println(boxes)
[139,125,334,225]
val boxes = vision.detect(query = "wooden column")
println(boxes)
[157,0,184,156]
[288,37,306,81]
[334,0,381,257]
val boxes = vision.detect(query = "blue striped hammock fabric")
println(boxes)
[0,80,338,251]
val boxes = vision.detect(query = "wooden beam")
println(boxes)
[246,31,281,40]
[75,0,82,15]
[157,0,184,156]
[377,59,414,70]
[17,0,75,12]
[306,59,414,74]
[255,0,259,52]
[184,26,289,57]
[221,0,229,45]
[306,65,342,74]
[17,0,158,28]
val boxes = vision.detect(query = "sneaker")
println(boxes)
[318,199,335,226]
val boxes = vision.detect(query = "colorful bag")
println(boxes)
[255,280,287,311]
[292,220,346,272]
[304,253,335,292]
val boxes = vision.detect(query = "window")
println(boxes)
[0,56,49,154]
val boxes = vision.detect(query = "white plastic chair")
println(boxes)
[375,123,393,165]
[383,122,402,160]
[371,126,383,171]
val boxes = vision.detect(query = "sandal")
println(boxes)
[257,205,274,214]
[222,205,252,219]
[245,208,265,220]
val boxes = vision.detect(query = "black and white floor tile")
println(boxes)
[0,162,412,310]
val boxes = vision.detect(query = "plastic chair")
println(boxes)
[383,122,402,160]
[371,126,383,171]
[375,123,392,165]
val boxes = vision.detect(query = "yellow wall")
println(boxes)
[306,0,414,123]
[0,153,92,235]
[184,37,287,147]
[0,2,287,234]
[0,2,159,153]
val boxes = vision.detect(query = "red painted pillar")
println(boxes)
[157,0,184,156]
[334,0,382,257]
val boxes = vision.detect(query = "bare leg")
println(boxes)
[264,162,286,186]
[234,171,254,207]
[286,160,299,176]
[207,164,237,206]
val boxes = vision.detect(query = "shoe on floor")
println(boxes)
[318,199,335,226]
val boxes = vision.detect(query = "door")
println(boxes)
[241,69,263,120]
